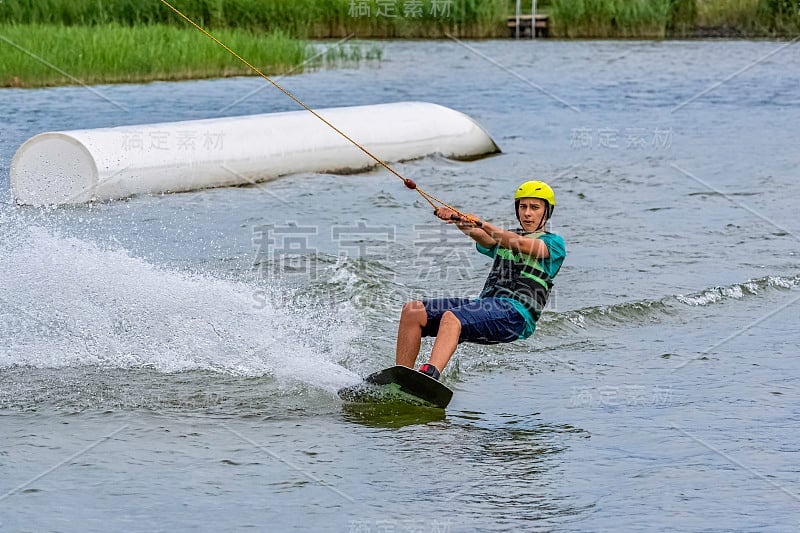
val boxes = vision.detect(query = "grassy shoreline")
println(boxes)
[0,0,507,39]
[2,0,796,38]
[0,0,503,88]
[1,1,797,88]
[0,24,382,88]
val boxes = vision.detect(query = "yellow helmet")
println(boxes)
[514,181,555,206]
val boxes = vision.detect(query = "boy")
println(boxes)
[395,181,566,380]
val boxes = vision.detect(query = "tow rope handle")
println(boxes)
[451,214,483,227]
[440,212,483,228]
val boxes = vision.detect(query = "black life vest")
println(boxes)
[479,230,553,321]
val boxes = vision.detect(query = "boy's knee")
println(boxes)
[441,311,462,328]
[401,301,426,323]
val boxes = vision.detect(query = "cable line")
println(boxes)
[157,0,480,226]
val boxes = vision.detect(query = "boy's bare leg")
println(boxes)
[395,301,426,368]
[427,311,461,372]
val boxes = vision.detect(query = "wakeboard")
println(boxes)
[337,365,453,409]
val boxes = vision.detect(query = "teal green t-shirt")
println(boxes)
[476,232,566,338]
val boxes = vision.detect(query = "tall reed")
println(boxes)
[0,0,508,38]
[549,0,799,37]
[550,0,672,38]
[696,0,762,31]
[689,0,800,36]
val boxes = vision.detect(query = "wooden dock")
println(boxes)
[507,14,549,38]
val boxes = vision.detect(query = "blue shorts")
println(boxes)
[421,297,527,345]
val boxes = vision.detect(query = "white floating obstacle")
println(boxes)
[10,101,499,206]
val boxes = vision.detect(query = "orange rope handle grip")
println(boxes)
[415,189,481,226]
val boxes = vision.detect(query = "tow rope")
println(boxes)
[157,0,481,227]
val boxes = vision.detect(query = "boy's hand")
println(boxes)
[456,213,482,228]
[435,208,482,228]
[434,207,458,222]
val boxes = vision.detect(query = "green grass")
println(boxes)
[0,24,379,88]
[697,0,761,26]
[549,0,672,38]
[762,0,800,33]
[695,0,800,34]
[3,0,795,40]
[549,0,799,37]
[0,0,509,38]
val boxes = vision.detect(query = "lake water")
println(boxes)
[1,40,799,532]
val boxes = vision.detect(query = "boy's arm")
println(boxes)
[439,208,550,259]
[479,220,550,258]
[433,208,549,258]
